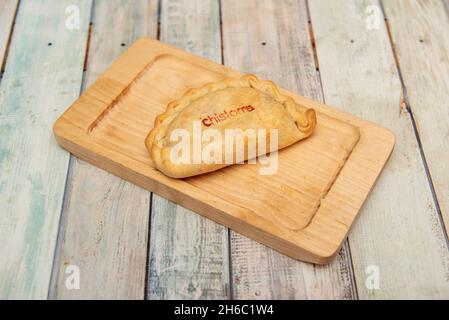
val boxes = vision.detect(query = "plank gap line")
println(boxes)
[47,0,96,298]
[0,0,21,81]
[306,0,358,298]
[218,0,233,301]
[156,0,162,40]
[144,192,154,300]
[218,0,225,66]
[380,0,449,247]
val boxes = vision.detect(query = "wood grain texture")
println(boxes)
[52,0,158,299]
[221,0,356,299]
[148,0,231,300]
[383,0,449,234]
[309,0,449,299]
[54,37,394,266]
[0,0,18,68]
[0,0,92,299]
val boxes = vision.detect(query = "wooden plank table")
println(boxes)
[1,0,448,299]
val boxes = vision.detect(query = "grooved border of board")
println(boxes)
[53,38,395,264]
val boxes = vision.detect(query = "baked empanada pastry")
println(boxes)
[146,74,316,178]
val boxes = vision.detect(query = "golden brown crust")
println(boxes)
[145,74,317,178]
[145,74,316,153]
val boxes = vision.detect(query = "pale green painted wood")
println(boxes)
[52,0,158,299]
[148,0,230,300]
[383,0,449,235]
[0,0,92,299]
[309,0,449,299]
[221,0,356,299]
[0,0,18,68]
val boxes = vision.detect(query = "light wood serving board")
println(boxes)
[54,39,395,264]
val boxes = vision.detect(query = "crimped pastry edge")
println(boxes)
[145,74,316,155]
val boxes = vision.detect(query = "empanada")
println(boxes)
[146,74,316,178]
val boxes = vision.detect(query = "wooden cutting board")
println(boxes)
[54,38,395,264]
